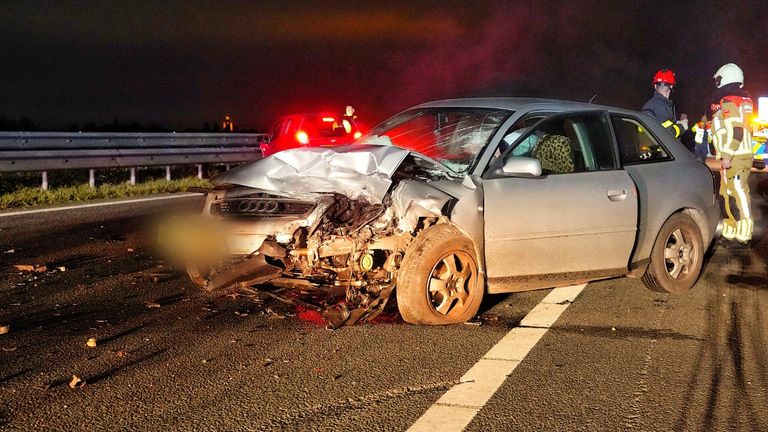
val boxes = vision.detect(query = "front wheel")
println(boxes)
[396,224,484,324]
[642,213,704,294]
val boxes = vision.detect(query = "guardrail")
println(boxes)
[0,132,266,189]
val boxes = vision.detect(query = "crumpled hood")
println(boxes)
[213,145,412,202]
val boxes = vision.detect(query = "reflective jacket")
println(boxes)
[710,84,753,163]
[641,91,683,138]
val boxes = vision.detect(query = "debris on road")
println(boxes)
[4,248,14,254]
[14,264,47,273]
[69,375,85,389]
[86,338,97,348]
[0,325,9,335]
[265,308,285,319]
[56,266,67,272]
[463,318,482,326]
[143,301,162,308]
[2,346,17,352]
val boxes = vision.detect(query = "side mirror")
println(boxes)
[501,157,542,177]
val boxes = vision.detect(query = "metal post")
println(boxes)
[89,169,95,188]
[41,171,48,191]
[197,164,203,179]
[130,167,136,185]
[165,166,171,181]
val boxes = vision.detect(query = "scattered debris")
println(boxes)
[611,327,617,331]
[463,318,482,326]
[115,351,127,357]
[142,272,177,283]
[127,248,134,252]
[86,338,97,348]
[4,248,14,254]
[143,301,162,308]
[265,308,285,319]
[69,375,85,389]
[234,311,249,317]
[56,266,67,272]
[14,264,47,273]
[0,325,9,335]
[2,347,17,352]
[262,359,274,367]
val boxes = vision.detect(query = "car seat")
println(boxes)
[532,134,575,174]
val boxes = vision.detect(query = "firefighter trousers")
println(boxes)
[720,164,753,243]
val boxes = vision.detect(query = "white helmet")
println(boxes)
[713,63,744,88]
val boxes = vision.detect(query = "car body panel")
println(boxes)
[483,170,638,279]
[215,145,409,202]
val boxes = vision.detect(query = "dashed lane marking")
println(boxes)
[407,283,587,432]
[0,193,202,218]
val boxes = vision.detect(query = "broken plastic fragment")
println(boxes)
[86,338,97,348]
[0,325,9,335]
[69,375,85,389]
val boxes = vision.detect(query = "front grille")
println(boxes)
[212,198,316,219]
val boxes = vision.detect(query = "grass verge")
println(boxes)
[0,177,211,210]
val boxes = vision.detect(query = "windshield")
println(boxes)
[358,108,511,174]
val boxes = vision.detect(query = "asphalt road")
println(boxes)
[1,180,767,431]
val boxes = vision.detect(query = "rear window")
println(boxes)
[301,115,354,138]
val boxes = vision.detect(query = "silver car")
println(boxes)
[169,98,720,326]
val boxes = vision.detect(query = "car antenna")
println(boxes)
[588,94,598,104]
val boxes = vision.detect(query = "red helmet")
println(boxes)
[652,69,676,86]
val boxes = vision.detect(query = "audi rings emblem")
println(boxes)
[237,199,279,213]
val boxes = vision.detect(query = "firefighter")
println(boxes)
[710,63,754,246]
[691,116,711,162]
[641,69,688,138]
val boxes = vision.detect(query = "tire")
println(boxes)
[642,213,704,294]
[396,224,483,324]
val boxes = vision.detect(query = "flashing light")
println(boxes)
[354,131,362,139]
[321,117,336,122]
[296,131,309,145]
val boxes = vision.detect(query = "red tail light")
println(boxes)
[296,131,309,145]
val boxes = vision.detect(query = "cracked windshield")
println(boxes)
[360,108,510,174]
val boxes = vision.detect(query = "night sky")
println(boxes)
[1,0,766,131]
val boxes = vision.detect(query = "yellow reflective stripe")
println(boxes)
[661,120,674,128]
[672,125,681,138]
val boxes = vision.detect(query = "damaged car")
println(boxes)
[163,98,721,327]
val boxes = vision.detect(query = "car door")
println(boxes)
[483,112,638,289]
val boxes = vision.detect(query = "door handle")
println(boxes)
[607,189,627,201]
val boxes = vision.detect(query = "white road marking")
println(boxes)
[408,283,587,432]
[0,193,202,218]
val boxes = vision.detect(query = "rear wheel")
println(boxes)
[642,213,704,293]
[397,224,483,324]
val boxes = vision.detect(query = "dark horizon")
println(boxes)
[1,0,766,131]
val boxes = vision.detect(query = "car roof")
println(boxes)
[413,97,646,118]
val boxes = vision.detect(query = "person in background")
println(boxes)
[641,69,688,138]
[691,116,711,162]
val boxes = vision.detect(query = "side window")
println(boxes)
[611,116,670,164]
[502,114,616,174]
